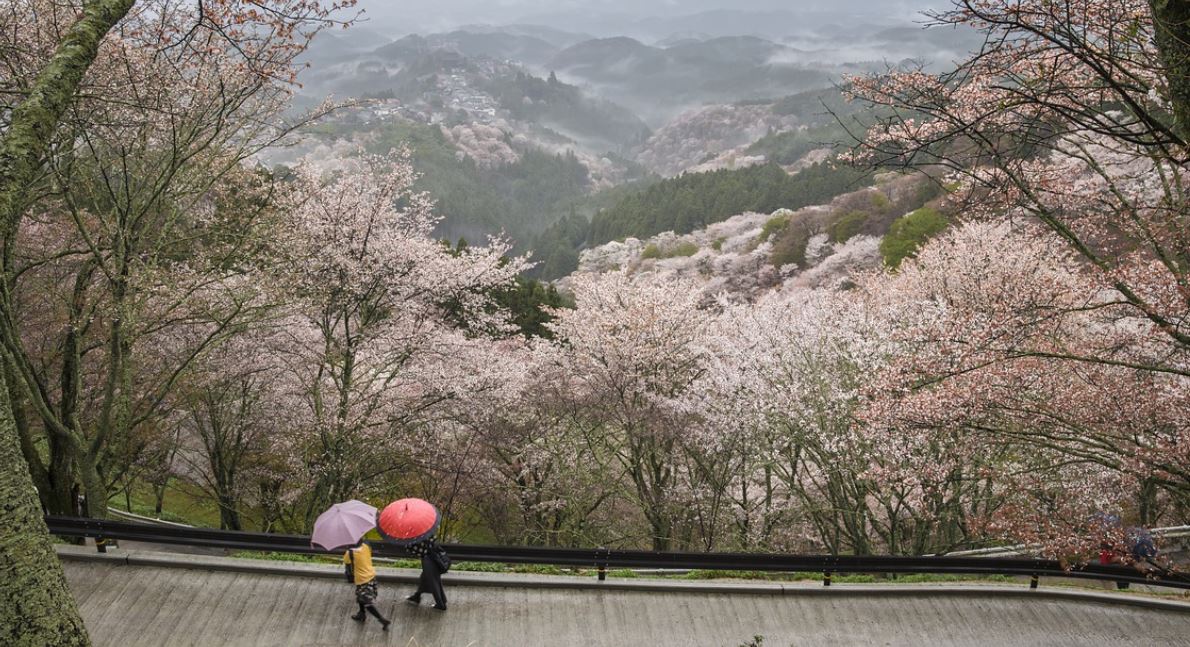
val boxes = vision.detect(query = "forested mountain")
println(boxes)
[415,30,560,66]
[291,31,651,158]
[291,21,973,128]
[633,87,868,177]
[522,160,871,280]
[297,119,595,245]
[275,23,971,284]
[586,161,870,245]
[478,71,652,153]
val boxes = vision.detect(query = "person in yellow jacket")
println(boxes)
[344,540,390,630]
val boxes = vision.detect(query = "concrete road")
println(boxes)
[59,547,1190,647]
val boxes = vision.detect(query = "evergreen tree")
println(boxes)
[587,162,869,245]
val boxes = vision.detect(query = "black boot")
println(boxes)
[405,594,421,605]
[365,604,390,630]
[351,603,366,622]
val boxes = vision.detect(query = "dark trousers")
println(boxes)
[356,602,388,622]
[353,581,388,623]
[414,554,447,607]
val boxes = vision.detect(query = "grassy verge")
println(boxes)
[107,481,223,527]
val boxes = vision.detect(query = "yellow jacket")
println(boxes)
[343,543,375,585]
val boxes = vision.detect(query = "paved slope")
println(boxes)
[60,549,1190,647]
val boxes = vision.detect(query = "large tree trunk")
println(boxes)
[0,1,138,644]
[0,370,90,647]
[1151,0,1190,142]
[0,0,137,235]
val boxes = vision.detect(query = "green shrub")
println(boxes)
[880,206,948,269]
[828,209,868,243]
[233,551,338,565]
[641,241,699,260]
[684,569,773,580]
[770,223,812,268]
[668,241,699,258]
[914,180,946,205]
[759,213,791,241]
[711,237,726,251]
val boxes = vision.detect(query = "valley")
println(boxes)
[267,15,971,289]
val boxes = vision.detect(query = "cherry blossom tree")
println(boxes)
[859,221,1189,560]
[544,271,716,550]
[1,0,362,517]
[844,1,1188,369]
[458,341,625,546]
[7,168,280,519]
[270,152,528,527]
[841,0,1189,560]
[167,328,294,530]
[0,2,353,642]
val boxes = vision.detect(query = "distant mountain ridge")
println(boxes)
[297,20,979,126]
[548,35,834,125]
[374,31,561,68]
[511,6,946,42]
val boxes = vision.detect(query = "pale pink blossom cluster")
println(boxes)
[536,218,1185,558]
[250,152,529,525]
[440,123,521,168]
[835,0,1189,559]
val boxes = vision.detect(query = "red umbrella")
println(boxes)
[377,498,440,546]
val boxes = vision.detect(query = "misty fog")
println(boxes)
[272,0,980,253]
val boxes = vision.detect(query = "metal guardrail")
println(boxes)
[45,516,1190,590]
[939,525,1190,558]
[106,507,195,528]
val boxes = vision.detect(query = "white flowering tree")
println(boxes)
[544,272,716,550]
[0,1,356,643]
[860,222,1189,559]
[272,153,527,526]
[843,0,1190,558]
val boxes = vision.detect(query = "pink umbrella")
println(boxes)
[311,500,378,550]
[377,498,440,546]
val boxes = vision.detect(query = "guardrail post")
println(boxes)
[823,571,832,587]
[95,536,107,554]
[1029,574,1038,589]
[596,547,608,581]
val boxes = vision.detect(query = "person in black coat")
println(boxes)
[405,537,448,610]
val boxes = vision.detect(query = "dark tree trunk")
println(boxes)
[0,1,138,643]
[1151,1,1190,142]
[219,495,242,531]
[0,370,91,646]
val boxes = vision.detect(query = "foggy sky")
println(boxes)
[351,0,953,37]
